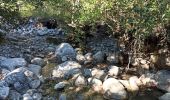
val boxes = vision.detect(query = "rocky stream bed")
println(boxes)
[0,18,170,100]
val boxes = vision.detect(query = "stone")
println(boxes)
[1,69,10,78]
[8,90,22,100]
[52,61,81,79]
[140,59,147,64]
[128,76,140,91]
[91,68,106,81]
[27,64,41,75]
[93,51,105,63]
[88,78,103,92]
[0,86,9,100]
[23,93,33,100]
[0,80,8,87]
[0,58,27,71]
[155,70,170,92]
[31,57,46,67]
[107,53,119,64]
[32,93,42,100]
[76,54,85,64]
[82,68,92,78]
[84,53,93,64]
[59,93,67,100]
[14,82,30,93]
[54,82,68,91]
[75,75,87,86]
[108,66,120,76]
[159,93,170,100]
[29,79,41,89]
[103,78,127,100]
[55,43,76,62]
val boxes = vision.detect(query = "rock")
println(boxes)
[32,93,42,100]
[55,43,76,62]
[82,68,92,78]
[103,78,127,100]
[27,64,41,75]
[88,78,103,92]
[76,54,85,64]
[119,80,131,91]
[8,90,22,100]
[0,86,9,100]
[141,64,150,69]
[4,67,39,93]
[52,61,81,79]
[155,70,170,92]
[108,66,120,76]
[0,56,7,61]
[31,57,46,67]
[1,69,10,78]
[159,93,170,100]
[107,53,119,64]
[29,79,41,89]
[84,53,93,65]
[128,76,140,91]
[59,93,67,100]
[165,57,170,67]
[91,68,106,81]
[140,59,147,64]
[93,51,105,63]
[0,58,27,71]
[75,75,87,86]
[0,80,8,87]
[54,82,68,91]
[23,93,33,100]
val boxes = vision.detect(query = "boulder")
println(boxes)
[8,90,22,100]
[103,78,127,100]
[93,51,105,63]
[108,66,120,76]
[159,93,170,100]
[55,43,76,62]
[0,58,27,71]
[155,70,170,92]
[52,61,81,79]
[0,86,9,100]
[27,64,41,76]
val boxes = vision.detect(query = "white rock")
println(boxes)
[108,66,119,76]
[75,75,87,86]
[103,78,127,100]
[52,61,81,79]
[23,93,33,100]
[31,57,46,67]
[91,68,106,81]
[76,54,85,64]
[54,82,68,90]
[88,78,103,92]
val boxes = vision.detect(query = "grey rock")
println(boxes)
[84,53,93,64]
[8,90,22,100]
[29,79,41,89]
[55,43,76,62]
[52,61,81,79]
[59,93,67,100]
[155,70,170,92]
[0,80,8,87]
[0,58,27,71]
[159,93,170,100]
[75,75,87,86]
[27,64,41,75]
[14,82,29,93]
[54,82,68,91]
[1,69,10,78]
[31,57,46,67]
[103,78,127,100]
[0,86,9,100]
[93,51,105,63]
[83,68,92,78]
